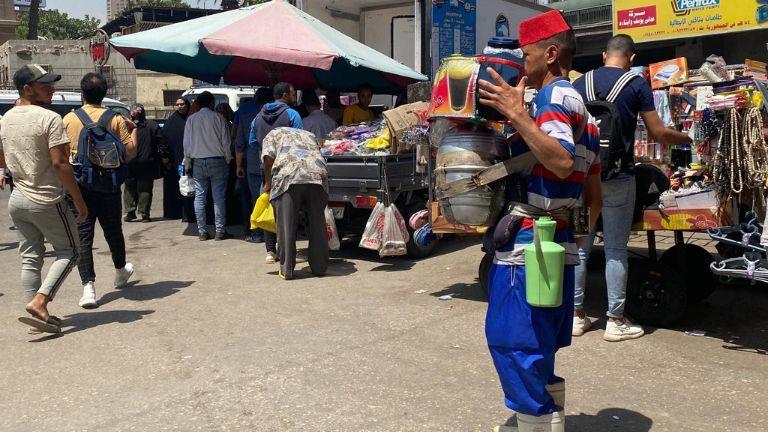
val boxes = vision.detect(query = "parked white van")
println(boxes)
[181,86,258,112]
[0,90,131,118]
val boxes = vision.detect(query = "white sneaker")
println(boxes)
[79,282,98,309]
[114,262,135,288]
[572,314,592,337]
[604,318,645,342]
[265,252,278,264]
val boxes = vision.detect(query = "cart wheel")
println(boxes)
[404,200,439,259]
[479,252,494,299]
[626,258,687,327]
[660,244,716,303]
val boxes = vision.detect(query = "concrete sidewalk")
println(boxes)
[0,187,766,431]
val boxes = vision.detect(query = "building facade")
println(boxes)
[0,40,136,103]
[0,1,18,46]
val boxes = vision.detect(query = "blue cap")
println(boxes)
[487,37,519,49]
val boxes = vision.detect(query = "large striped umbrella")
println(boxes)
[109,0,426,94]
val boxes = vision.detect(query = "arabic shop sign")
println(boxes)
[613,0,768,43]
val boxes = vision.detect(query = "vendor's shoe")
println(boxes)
[604,318,645,342]
[265,251,278,264]
[572,314,591,336]
[115,262,135,288]
[547,381,565,432]
[517,413,555,432]
[124,212,137,222]
[79,282,98,309]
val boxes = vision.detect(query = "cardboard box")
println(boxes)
[650,58,688,89]
[382,102,428,154]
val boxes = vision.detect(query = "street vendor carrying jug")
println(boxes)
[477,10,603,432]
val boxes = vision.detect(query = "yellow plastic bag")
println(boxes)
[364,127,391,150]
[250,193,276,233]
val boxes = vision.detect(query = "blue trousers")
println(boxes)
[486,263,574,416]
[192,157,229,234]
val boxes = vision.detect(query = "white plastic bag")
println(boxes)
[179,175,195,197]
[379,204,409,257]
[360,202,386,251]
[325,207,340,251]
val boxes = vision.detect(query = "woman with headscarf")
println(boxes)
[124,104,168,223]
[162,97,191,221]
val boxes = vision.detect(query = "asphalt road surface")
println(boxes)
[1,187,766,431]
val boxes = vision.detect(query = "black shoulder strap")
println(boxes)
[585,70,598,102]
[605,72,640,103]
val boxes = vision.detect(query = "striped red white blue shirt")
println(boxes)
[495,78,600,266]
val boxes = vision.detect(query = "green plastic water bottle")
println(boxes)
[524,217,565,308]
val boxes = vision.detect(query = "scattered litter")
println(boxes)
[612,416,620,421]
[452,345,461,349]
[685,329,707,337]
[183,355,192,359]
[414,289,428,294]
[438,294,453,301]
[445,267,451,270]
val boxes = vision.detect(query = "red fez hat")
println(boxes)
[518,10,572,47]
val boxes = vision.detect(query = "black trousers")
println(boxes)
[68,189,127,284]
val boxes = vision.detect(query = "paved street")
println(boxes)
[1,186,767,432]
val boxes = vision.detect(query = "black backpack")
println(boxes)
[71,108,127,194]
[584,70,640,181]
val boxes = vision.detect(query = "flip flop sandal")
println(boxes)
[18,316,61,334]
[47,315,63,326]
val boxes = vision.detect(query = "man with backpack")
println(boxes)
[572,35,692,341]
[1,64,88,334]
[248,82,302,264]
[63,72,138,309]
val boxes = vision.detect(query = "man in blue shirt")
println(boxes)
[235,88,271,241]
[572,35,692,342]
[247,82,302,264]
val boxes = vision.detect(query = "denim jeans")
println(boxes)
[193,157,229,234]
[575,174,636,319]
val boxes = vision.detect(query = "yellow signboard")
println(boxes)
[613,0,768,43]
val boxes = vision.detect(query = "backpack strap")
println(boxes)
[605,72,640,103]
[97,109,116,130]
[585,70,598,102]
[73,108,96,128]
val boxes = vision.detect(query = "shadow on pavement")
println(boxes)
[676,281,768,356]
[431,279,487,302]
[0,241,18,252]
[566,408,653,431]
[29,309,155,342]
[97,280,194,306]
[264,258,358,280]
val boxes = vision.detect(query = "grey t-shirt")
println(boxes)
[0,105,70,205]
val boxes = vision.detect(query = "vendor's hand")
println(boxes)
[236,166,245,178]
[0,176,5,190]
[162,158,171,170]
[478,68,528,124]
[263,181,271,193]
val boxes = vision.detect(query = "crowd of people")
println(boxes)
[0,8,696,431]
[0,61,384,334]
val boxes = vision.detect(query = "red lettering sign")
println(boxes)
[617,6,658,29]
